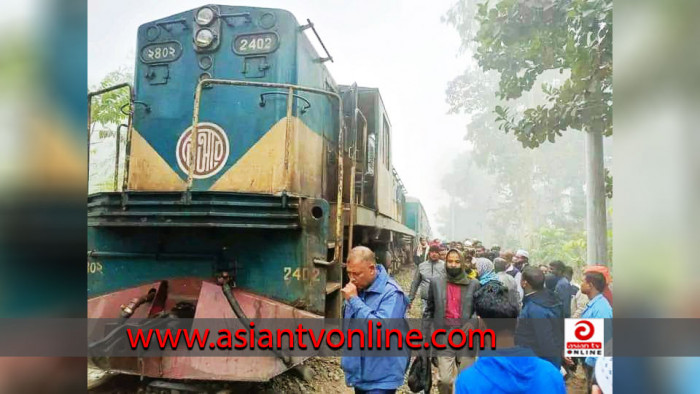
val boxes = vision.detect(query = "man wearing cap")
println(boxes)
[409,244,446,317]
[507,249,529,300]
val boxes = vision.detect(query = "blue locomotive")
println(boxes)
[88,5,428,383]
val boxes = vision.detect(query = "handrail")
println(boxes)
[189,79,345,265]
[347,107,368,250]
[355,108,368,207]
[114,123,128,191]
[259,92,311,114]
[121,101,150,116]
[87,83,134,192]
[299,19,334,63]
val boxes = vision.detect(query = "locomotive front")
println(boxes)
[88,5,343,382]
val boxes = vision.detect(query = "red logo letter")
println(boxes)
[574,320,595,340]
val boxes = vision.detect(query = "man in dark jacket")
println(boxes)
[549,260,572,318]
[409,244,445,317]
[515,266,564,368]
[426,249,480,394]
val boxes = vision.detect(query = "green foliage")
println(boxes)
[89,68,133,138]
[88,68,132,193]
[530,223,612,270]
[530,225,586,268]
[471,0,612,148]
[441,0,612,254]
[605,167,613,198]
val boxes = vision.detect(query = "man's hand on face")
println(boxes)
[341,282,358,300]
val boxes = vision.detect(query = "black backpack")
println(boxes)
[407,354,432,393]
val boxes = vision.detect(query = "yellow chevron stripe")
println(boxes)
[210,117,323,197]
[127,128,186,191]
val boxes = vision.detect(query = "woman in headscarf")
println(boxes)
[474,257,499,286]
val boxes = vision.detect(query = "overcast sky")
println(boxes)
[88,0,473,235]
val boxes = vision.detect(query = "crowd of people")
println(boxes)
[340,238,613,394]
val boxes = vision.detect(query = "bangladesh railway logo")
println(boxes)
[176,122,230,179]
[565,319,604,357]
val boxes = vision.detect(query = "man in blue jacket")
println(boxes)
[454,282,565,394]
[515,266,564,368]
[341,246,410,394]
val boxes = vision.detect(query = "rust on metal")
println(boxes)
[188,78,345,317]
[89,279,322,381]
[284,86,294,191]
[186,81,204,193]
[120,288,156,318]
[122,90,135,193]
[114,123,128,191]
[334,127,344,267]
[357,109,368,207]
[188,78,344,255]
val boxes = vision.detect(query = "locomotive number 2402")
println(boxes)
[283,267,320,282]
[239,37,273,51]
[233,32,278,55]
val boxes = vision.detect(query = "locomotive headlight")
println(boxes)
[195,29,215,48]
[195,7,215,26]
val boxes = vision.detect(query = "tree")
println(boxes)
[88,68,133,193]
[447,0,612,265]
[473,0,612,146]
[89,68,133,139]
[530,225,586,268]
[441,54,587,249]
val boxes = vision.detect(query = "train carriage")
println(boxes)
[405,197,432,241]
[87,4,429,386]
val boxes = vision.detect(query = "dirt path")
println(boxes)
[90,263,587,393]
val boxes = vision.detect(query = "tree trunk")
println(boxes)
[585,128,608,265]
